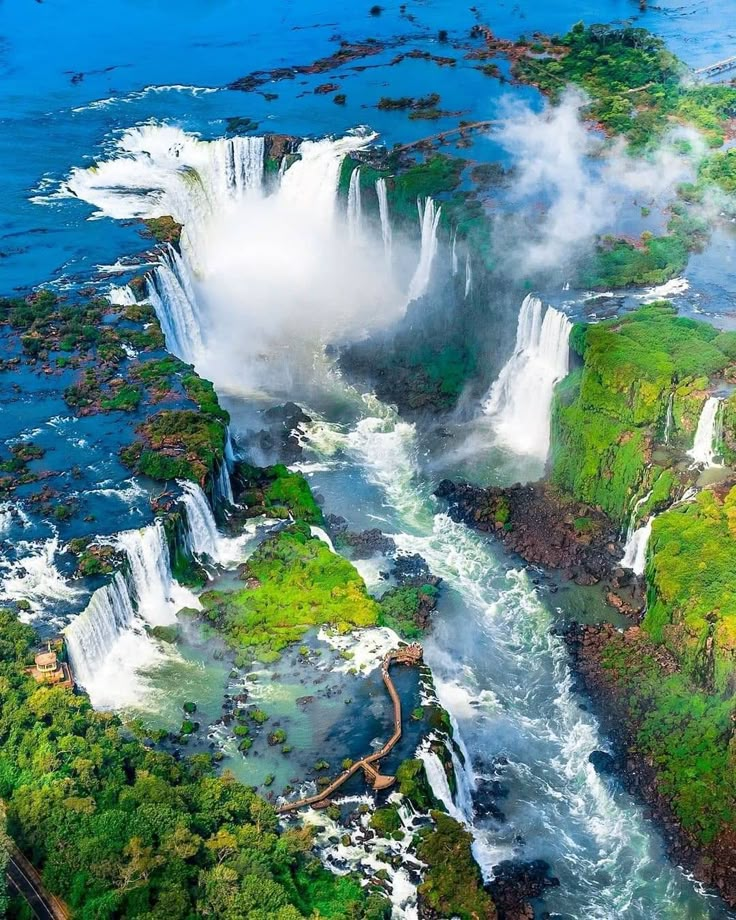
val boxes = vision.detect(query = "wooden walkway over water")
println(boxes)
[276,643,423,814]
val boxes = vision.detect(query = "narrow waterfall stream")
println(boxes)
[689,396,723,468]
[64,129,730,919]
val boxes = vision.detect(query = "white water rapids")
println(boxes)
[63,127,727,918]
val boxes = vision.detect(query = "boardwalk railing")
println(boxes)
[276,644,423,814]
[694,56,736,79]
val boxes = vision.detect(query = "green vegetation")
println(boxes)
[580,233,689,289]
[369,805,401,836]
[600,628,736,847]
[417,812,497,920]
[235,463,324,524]
[142,216,182,244]
[199,524,378,662]
[121,409,227,485]
[377,584,438,638]
[512,23,736,148]
[100,384,142,412]
[551,302,733,523]
[644,488,736,692]
[0,607,387,919]
[394,759,440,812]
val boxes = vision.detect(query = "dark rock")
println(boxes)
[588,750,617,775]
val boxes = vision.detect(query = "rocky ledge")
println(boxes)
[436,479,624,586]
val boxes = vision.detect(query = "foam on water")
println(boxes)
[0,535,81,613]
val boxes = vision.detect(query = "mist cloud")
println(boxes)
[492,89,702,274]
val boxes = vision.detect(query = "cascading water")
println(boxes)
[216,460,234,506]
[464,253,472,298]
[451,228,458,275]
[347,167,363,240]
[688,396,722,468]
[116,520,198,625]
[418,742,469,824]
[179,480,221,560]
[65,573,135,689]
[303,403,719,914]
[145,246,203,362]
[407,197,441,303]
[483,294,572,463]
[375,177,392,261]
[621,516,655,576]
[623,489,652,545]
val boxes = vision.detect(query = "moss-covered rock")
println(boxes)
[417,812,497,919]
[199,523,378,660]
[550,302,733,524]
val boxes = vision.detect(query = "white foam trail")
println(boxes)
[636,277,690,300]
[483,294,572,462]
[376,177,392,262]
[464,253,472,298]
[299,794,420,919]
[407,197,441,303]
[688,396,722,468]
[347,167,363,240]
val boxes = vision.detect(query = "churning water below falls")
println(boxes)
[61,128,730,919]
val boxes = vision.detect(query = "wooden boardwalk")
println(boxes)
[276,644,423,814]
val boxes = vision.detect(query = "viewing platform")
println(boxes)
[25,641,74,691]
[277,643,423,814]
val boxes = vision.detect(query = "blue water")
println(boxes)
[2,2,736,917]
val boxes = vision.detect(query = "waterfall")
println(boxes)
[663,392,674,445]
[375,177,392,261]
[116,521,197,625]
[623,489,652,544]
[417,744,469,824]
[309,525,336,553]
[483,294,572,461]
[65,573,135,689]
[464,254,472,299]
[179,481,220,560]
[146,247,203,363]
[451,229,458,275]
[688,396,722,468]
[347,167,363,240]
[407,197,441,303]
[225,428,238,469]
[621,516,654,576]
[216,461,234,506]
[216,136,264,198]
